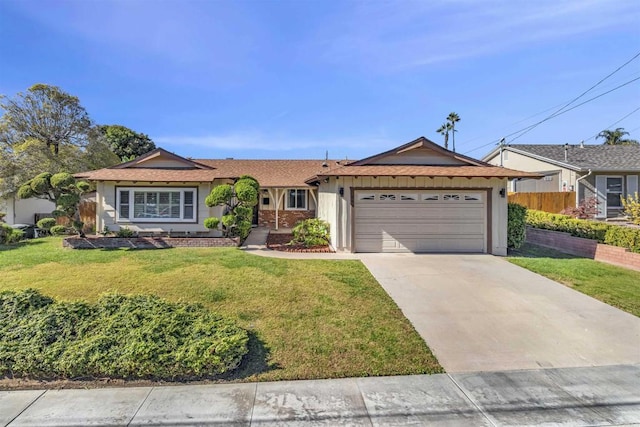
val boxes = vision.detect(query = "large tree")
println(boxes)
[0,84,92,155]
[93,125,156,161]
[597,127,639,146]
[0,85,119,195]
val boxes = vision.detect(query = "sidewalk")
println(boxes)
[2,364,639,426]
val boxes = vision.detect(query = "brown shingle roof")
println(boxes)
[307,164,541,181]
[78,168,220,182]
[195,159,340,187]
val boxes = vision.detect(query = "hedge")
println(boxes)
[526,210,640,253]
[507,203,527,249]
[0,289,249,380]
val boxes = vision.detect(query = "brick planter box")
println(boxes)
[526,227,640,271]
[63,236,240,249]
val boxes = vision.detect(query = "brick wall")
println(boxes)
[258,210,315,229]
[526,227,640,271]
[63,236,240,249]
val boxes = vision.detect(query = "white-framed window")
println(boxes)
[116,187,197,222]
[606,176,623,208]
[286,189,307,210]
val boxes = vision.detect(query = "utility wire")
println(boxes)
[582,106,640,143]
[464,75,640,155]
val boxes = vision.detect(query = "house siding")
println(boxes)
[317,176,508,255]
[1,196,56,225]
[96,181,223,235]
[486,150,574,191]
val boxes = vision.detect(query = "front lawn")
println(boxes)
[0,238,442,382]
[509,244,640,317]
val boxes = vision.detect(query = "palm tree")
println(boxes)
[597,127,639,145]
[447,112,461,152]
[436,122,452,149]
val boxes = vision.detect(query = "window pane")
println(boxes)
[171,205,181,218]
[607,178,622,192]
[183,191,193,205]
[288,190,296,208]
[184,206,194,219]
[134,192,144,204]
[120,205,129,218]
[607,193,622,207]
[118,191,130,218]
[296,191,306,209]
[147,193,157,204]
[159,192,170,204]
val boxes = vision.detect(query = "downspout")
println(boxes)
[274,188,279,231]
[575,169,592,208]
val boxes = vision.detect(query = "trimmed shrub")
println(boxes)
[604,226,640,253]
[115,227,136,238]
[0,289,249,380]
[290,218,330,247]
[50,225,68,236]
[203,217,220,230]
[526,209,640,253]
[0,224,24,244]
[507,203,527,249]
[37,218,57,232]
[622,192,640,225]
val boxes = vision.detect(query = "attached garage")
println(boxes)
[354,189,488,253]
[308,137,541,255]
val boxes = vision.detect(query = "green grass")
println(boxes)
[0,238,442,381]
[508,244,640,317]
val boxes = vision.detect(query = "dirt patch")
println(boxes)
[266,233,333,253]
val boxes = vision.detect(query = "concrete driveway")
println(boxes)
[360,254,640,373]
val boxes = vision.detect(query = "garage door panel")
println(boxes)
[354,190,487,253]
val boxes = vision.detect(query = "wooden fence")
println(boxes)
[37,201,97,232]
[508,192,576,214]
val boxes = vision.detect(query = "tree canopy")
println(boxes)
[0,84,149,196]
[597,128,639,146]
[204,176,259,239]
[93,125,156,161]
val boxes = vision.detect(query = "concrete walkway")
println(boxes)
[360,253,640,373]
[2,364,639,426]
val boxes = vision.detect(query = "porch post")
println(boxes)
[274,188,279,230]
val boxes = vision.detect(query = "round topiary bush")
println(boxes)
[50,225,68,236]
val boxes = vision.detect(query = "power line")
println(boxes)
[464,75,640,155]
[582,106,640,143]
[509,50,640,142]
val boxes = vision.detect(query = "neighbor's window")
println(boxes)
[286,189,307,210]
[117,187,196,222]
[606,177,623,208]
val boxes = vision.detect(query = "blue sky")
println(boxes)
[1,0,639,160]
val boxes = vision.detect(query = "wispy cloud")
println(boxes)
[305,0,640,71]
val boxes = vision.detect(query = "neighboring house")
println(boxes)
[0,194,55,225]
[482,144,640,218]
[78,137,537,255]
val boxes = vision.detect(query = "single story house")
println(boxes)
[78,137,538,255]
[482,143,640,218]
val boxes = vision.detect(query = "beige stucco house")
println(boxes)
[0,194,55,225]
[483,144,640,218]
[78,137,537,255]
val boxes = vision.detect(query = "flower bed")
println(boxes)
[63,236,240,249]
[266,233,333,253]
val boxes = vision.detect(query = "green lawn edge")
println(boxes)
[0,237,443,382]
[508,244,640,317]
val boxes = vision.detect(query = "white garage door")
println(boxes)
[354,190,487,253]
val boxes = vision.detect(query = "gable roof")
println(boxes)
[351,136,488,166]
[111,148,213,170]
[483,144,640,172]
[306,137,540,182]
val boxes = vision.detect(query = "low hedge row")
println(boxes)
[526,209,640,253]
[0,289,249,380]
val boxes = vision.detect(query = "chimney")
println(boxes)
[580,140,585,148]
[564,143,569,162]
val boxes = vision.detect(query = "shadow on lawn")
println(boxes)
[508,243,583,259]
[0,239,46,252]
[219,331,280,381]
